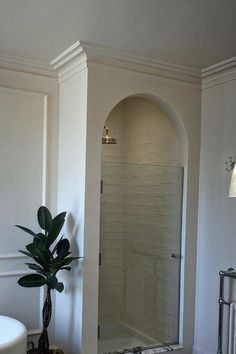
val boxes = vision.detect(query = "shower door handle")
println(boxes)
[171,253,181,259]
[99,252,102,266]
[100,180,103,194]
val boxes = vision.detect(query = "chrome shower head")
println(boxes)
[102,126,117,144]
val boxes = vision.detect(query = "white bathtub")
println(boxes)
[0,316,27,354]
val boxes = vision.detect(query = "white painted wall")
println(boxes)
[194,64,236,354]
[0,67,59,344]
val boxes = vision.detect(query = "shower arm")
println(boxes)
[104,126,109,136]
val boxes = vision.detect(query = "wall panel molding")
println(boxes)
[0,85,49,212]
[0,267,45,334]
[0,84,48,98]
[0,85,49,338]
[0,252,27,259]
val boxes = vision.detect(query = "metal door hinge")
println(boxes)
[99,252,102,266]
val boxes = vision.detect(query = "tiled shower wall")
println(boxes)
[124,98,179,165]
[99,97,182,343]
[123,164,182,343]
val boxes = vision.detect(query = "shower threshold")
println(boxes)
[100,343,182,354]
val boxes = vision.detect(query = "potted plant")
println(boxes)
[16,206,79,354]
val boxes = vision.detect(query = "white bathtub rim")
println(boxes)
[0,315,27,351]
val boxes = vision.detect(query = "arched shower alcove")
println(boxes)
[53,43,200,354]
[98,95,187,354]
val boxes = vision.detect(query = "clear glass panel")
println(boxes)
[98,162,183,354]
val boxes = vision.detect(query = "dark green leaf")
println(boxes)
[52,212,66,226]
[15,225,35,236]
[37,232,46,238]
[26,243,50,265]
[54,282,64,293]
[33,234,46,245]
[46,219,64,247]
[57,239,70,259]
[51,236,63,254]
[61,266,71,271]
[19,250,34,258]
[25,263,45,274]
[18,274,45,288]
[59,256,79,267]
[37,206,52,231]
[19,251,46,269]
[48,275,58,289]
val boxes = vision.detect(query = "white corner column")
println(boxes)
[52,49,99,354]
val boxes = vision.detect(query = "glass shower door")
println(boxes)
[98,162,183,354]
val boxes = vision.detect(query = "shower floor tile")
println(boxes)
[98,335,148,354]
[98,323,158,354]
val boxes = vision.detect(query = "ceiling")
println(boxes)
[0,0,236,70]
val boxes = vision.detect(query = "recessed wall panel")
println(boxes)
[0,87,47,254]
[0,86,48,334]
[0,274,41,330]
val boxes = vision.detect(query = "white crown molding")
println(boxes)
[202,56,236,89]
[0,53,56,78]
[202,56,236,77]
[51,41,88,83]
[1,41,235,87]
[51,40,201,84]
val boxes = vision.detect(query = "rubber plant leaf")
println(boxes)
[51,236,63,255]
[18,274,46,287]
[26,243,50,266]
[46,219,64,248]
[51,212,66,226]
[33,234,46,246]
[19,250,45,268]
[59,256,80,267]
[48,275,58,289]
[54,282,64,293]
[37,206,52,231]
[56,239,70,259]
[25,263,46,275]
[61,266,71,271]
[19,250,34,258]
[15,225,35,237]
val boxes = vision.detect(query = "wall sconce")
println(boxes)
[227,157,236,197]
